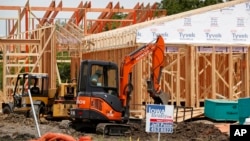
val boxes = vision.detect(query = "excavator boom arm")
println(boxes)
[119,35,165,107]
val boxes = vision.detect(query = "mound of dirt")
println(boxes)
[128,121,229,141]
[0,113,229,141]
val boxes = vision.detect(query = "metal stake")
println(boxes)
[28,89,41,137]
[158,132,161,141]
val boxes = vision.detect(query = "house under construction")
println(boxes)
[0,0,250,118]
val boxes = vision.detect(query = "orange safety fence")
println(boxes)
[30,132,77,141]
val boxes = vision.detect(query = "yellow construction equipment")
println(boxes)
[2,73,77,120]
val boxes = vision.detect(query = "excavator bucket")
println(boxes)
[147,80,169,105]
[151,91,169,105]
[157,91,169,105]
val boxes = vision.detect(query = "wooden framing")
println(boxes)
[0,1,166,37]
[0,25,58,102]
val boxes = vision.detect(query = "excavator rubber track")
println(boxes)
[96,123,131,136]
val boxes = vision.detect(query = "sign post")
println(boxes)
[145,104,174,141]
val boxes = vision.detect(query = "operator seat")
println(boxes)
[30,86,40,94]
[91,70,102,86]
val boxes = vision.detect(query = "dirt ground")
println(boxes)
[0,113,230,141]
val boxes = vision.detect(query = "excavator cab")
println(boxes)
[77,60,119,97]
[71,60,133,135]
[70,60,125,130]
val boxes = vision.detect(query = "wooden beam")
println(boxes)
[68,1,84,24]
[48,1,63,24]
[87,2,113,34]
[6,53,39,56]
[9,1,29,35]
[39,1,55,25]
[0,39,40,44]
[136,3,150,23]
[228,47,233,99]
[0,5,164,13]
[195,47,200,107]
[246,49,250,97]
[0,6,20,10]
[5,64,38,67]
[27,7,135,12]
[211,47,216,99]
[176,48,181,106]
[97,2,121,32]
[30,27,56,72]
[120,3,140,27]
[76,2,91,25]
[190,46,195,107]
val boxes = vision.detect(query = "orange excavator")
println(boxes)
[69,35,169,135]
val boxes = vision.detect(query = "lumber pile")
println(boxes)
[174,107,204,122]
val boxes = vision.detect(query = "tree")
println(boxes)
[57,62,71,83]
[159,0,224,15]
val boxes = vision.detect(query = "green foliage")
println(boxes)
[57,63,71,83]
[159,0,224,15]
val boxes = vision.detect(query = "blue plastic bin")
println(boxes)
[204,99,238,121]
[238,97,250,124]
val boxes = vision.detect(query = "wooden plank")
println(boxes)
[48,1,63,24]
[0,39,40,44]
[246,48,250,97]
[9,1,29,35]
[6,53,39,56]
[26,7,135,12]
[228,47,233,99]
[185,47,190,106]
[174,107,204,122]
[87,2,113,34]
[190,46,195,107]
[176,49,180,106]
[0,6,20,10]
[212,47,216,99]
[67,1,84,24]
[39,1,55,25]
[195,46,200,107]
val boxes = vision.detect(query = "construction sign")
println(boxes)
[145,104,174,133]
